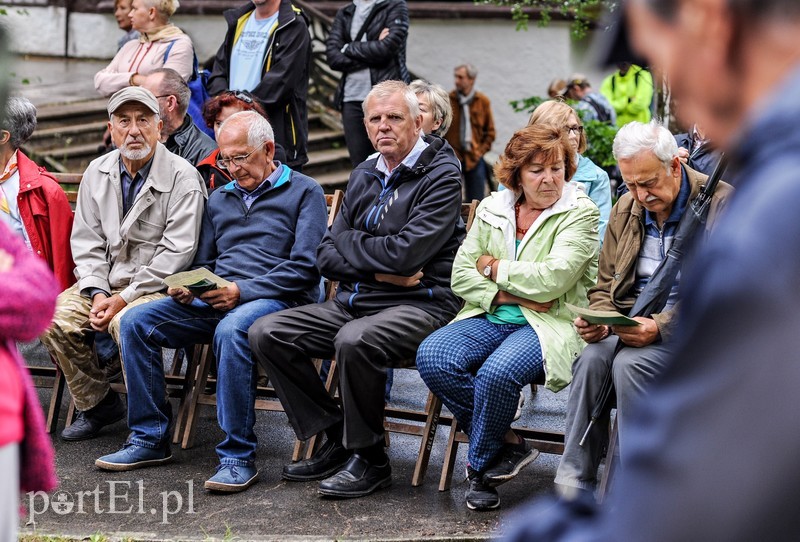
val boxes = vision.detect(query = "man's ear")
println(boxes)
[0,130,11,145]
[264,140,276,161]
[679,0,734,73]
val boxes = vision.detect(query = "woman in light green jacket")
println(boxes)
[416,124,599,512]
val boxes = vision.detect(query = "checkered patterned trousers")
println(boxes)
[416,316,543,472]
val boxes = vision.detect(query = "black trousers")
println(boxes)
[342,101,375,168]
[248,300,443,450]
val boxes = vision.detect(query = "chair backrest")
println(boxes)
[461,199,479,232]
[51,172,83,205]
[325,190,344,228]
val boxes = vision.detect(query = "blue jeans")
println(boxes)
[416,317,543,471]
[119,296,291,466]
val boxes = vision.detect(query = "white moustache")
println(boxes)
[645,195,658,203]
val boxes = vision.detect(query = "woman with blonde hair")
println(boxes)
[416,124,599,511]
[529,100,612,241]
[409,79,453,137]
[95,0,194,96]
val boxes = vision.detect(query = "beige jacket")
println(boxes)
[94,33,194,96]
[591,165,733,341]
[71,143,206,303]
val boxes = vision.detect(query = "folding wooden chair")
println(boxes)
[437,373,565,491]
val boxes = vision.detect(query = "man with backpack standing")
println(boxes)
[566,74,617,126]
[208,0,311,170]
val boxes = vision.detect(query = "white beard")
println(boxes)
[120,141,152,161]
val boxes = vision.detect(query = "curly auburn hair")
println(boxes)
[493,124,577,192]
[202,91,267,130]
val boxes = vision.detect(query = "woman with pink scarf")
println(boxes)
[0,220,59,538]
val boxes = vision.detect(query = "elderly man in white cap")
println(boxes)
[40,86,206,442]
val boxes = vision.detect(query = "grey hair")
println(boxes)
[409,79,453,136]
[361,80,420,119]
[218,110,274,147]
[455,63,478,79]
[3,97,37,149]
[612,120,678,168]
[150,68,190,117]
[142,0,179,18]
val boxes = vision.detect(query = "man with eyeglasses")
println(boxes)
[40,86,207,441]
[553,121,732,497]
[141,68,215,167]
[96,111,327,494]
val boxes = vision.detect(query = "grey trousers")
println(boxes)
[248,300,444,450]
[555,336,673,490]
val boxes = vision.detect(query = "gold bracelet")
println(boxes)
[129,73,137,86]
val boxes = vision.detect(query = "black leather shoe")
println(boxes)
[282,438,352,481]
[317,454,391,498]
[61,392,125,441]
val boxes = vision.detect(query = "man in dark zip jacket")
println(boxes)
[250,81,465,499]
[208,0,310,170]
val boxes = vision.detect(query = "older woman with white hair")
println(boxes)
[0,97,74,290]
[409,79,453,137]
[95,0,194,96]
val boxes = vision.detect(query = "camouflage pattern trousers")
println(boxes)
[39,285,165,412]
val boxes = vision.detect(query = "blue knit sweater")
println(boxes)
[193,167,327,305]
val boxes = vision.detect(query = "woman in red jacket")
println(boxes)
[0,97,75,290]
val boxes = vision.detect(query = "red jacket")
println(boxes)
[15,151,76,290]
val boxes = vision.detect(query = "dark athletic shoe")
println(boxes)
[317,454,391,498]
[483,437,540,487]
[465,467,499,511]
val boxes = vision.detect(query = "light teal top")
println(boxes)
[486,239,527,325]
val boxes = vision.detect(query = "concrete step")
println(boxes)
[35,98,109,130]
[29,119,107,150]
[307,128,345,153]
[304,146,351,176]
[311,169,350,191]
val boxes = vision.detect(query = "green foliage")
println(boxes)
[510,96,619,169]
[477,0,618,39]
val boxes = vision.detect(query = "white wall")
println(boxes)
[1,6,227,60]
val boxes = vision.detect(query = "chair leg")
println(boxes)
[597,414,619,503]
[45,367,66,434]
[411,392,442,487]
[172,346,196,445]
[181,344,213,449]
[439,418,461,492]
[303,358,340,460]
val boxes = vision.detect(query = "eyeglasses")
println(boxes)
[566,125,584,135]
[216,141,267,169]
[154,95,173,100]
[224,90,254,104]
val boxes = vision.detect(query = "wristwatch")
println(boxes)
[483,264,493,277]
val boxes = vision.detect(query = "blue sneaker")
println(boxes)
[95,443,172,471]
[204,464,259,493]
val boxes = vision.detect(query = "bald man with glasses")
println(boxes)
[96,110,327,494]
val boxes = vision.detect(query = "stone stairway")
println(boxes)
[25,98,352,192]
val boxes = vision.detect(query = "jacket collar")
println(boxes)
[15,151,47,193]
[98,143,175,192]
